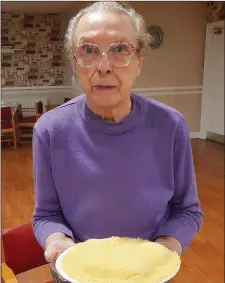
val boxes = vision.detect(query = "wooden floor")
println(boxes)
[2,140,224,283]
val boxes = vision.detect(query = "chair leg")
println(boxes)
[13,130,17,149]
[17,128,21,144]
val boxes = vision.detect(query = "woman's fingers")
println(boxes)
[44,238,75,262]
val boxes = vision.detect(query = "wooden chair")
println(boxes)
[1,222,53,283]
[17,101,43,142]
[45,103,60,112]
[1,106,18,149]
[45,97,71,112]
[64,98,71,103]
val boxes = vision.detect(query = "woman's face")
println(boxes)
[73,11,143,108]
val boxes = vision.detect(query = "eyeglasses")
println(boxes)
[74,42,137,68]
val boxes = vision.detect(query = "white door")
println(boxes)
[201,21,224,137]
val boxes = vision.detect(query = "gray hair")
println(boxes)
[65,1,150,62]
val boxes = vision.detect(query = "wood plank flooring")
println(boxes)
[2,140,224,283]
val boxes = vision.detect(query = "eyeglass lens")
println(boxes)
[75,43,134,67]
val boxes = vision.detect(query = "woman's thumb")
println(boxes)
[44,246,58,262]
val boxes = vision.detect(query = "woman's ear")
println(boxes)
[136,56,143,77]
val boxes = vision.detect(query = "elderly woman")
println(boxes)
[32,1,203,279]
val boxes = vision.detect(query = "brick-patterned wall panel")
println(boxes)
[1,12,65,87]
[207,2,225,23]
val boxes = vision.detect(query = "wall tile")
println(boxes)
[1,12,65,87]
[207,2,225,22]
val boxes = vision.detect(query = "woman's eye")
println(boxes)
[114,45,124,53]
[84,46,93,53]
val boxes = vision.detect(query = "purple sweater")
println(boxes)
[32,93,203,252]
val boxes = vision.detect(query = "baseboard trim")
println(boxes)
[190,132,201,139]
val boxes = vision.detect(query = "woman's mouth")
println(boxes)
[94,85,116,90]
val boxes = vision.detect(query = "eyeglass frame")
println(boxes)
[73,42,140,68]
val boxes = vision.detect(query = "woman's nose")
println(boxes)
[97,52,112,75]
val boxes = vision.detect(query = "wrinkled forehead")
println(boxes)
[74,11,138,47]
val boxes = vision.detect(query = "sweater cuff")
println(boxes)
[152,223,195,252]
[35,222,74,249]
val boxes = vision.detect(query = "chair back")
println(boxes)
[2,222,47,275]
[1,107,12,123]
[37,101,43,115]
[16,104,23,120]
[35,101,43,120]
[64,98,71,103]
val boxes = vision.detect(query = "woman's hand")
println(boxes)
[44,232,75,262]
[154,236,182,255]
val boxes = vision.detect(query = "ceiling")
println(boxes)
[1,1,76,13]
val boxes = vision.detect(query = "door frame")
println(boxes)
[200,20,224,139]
